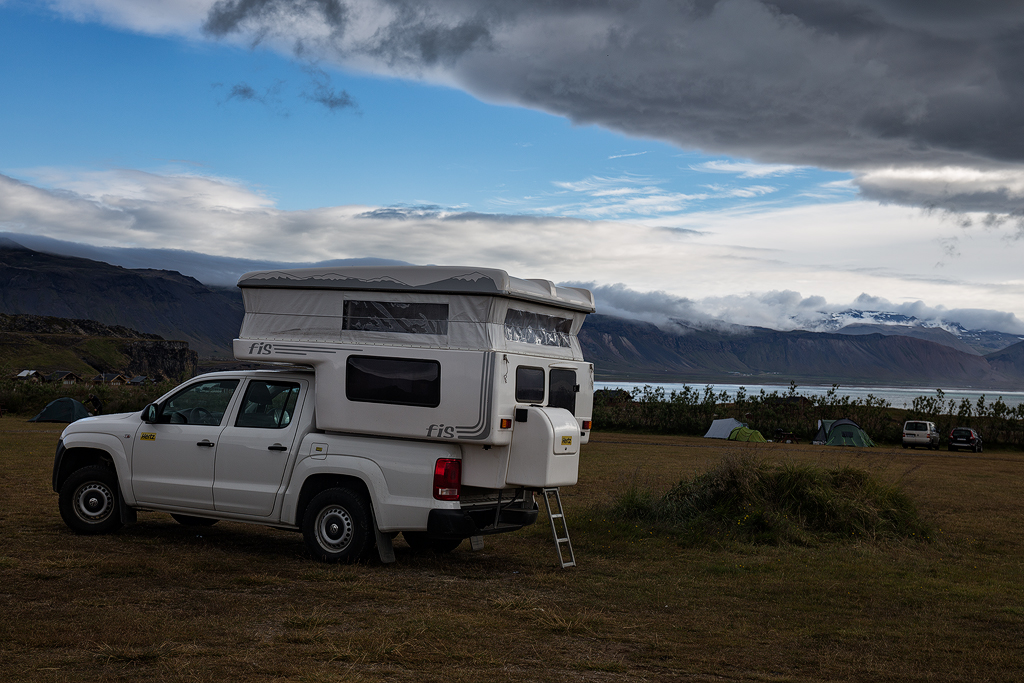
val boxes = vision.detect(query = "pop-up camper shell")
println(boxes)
[233,266,596,488]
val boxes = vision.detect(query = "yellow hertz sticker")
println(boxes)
[140,433,156,441]
[561,436,573,446]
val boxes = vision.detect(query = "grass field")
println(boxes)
[2,420,1022,682]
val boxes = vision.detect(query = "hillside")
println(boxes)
[0,241,242,357]
[1,313,197,380]
[579,314,1024,389]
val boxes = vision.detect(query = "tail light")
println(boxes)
[582,420,593,430]
[433,458,461,501]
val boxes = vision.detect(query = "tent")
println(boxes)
[813,418,875,447]
[728,426,767,443]
[29,397,90,423]
[704,418,745,439]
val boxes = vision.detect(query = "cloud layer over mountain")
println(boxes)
[44,0,1024,218]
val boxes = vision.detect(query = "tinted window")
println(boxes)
[343,301,448,335]
[163,380,239,425]
[347,356,441,407]
[235,381,300,429]
[549,369,578,414]
[906,422,927,431]
[504,309,573,347]
[516,366,545,403]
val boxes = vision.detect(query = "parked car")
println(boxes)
[948,427,983,453]
[902,421,940,450]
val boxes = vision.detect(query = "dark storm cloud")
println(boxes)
[200,0,1024,214]
[301,66,358,111]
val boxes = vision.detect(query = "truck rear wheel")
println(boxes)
[58,466,124,534]
[302,488,372,563]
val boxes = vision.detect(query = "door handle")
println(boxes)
[268,445,288,451]
[197,440,215,447]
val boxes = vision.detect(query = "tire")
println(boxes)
[58,466,124,534]
[302,488,373,563]
[403,531,462,554]
[171,514,219,527]
[948,446,956,452]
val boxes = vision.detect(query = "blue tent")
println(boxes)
[29,397,90,423]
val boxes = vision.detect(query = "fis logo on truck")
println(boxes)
[248,342,274,355]
[426,424,455,438]
[561,436,573,446]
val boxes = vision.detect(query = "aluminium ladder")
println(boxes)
[542,487,576,568]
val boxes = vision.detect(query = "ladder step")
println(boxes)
[542,487,576,569]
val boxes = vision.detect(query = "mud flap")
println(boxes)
[371,508,395,564]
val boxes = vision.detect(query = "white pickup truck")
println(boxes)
[52,266,595,563]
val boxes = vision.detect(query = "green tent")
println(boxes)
[729,426,767,443]
[29,397,90,423]
[816,418,875,447]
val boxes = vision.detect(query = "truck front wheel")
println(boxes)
[302,488,372,563]
[58,466,124,534]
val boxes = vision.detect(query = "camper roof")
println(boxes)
[236,266,595,313]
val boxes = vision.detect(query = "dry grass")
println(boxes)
[2,421,1023,682]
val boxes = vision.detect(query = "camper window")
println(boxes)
[516,366,545,403]
[504,309,572,347]
[346,356,441,407]
[549,369,578,414]
[343,301,449,335]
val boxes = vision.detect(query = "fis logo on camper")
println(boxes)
[248,342,274,355]
[426,424,455,438]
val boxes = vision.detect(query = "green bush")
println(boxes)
[611,456,931,546]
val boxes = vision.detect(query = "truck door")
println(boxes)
[212,378,306,516]
[131,379,240,511]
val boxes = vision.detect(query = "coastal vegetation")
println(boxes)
[594,382,1024,447]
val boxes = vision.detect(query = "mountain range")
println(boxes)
[2,238,1023,389]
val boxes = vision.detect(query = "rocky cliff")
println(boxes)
[0,242,242,357]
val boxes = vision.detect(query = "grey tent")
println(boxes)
[704,418,746,439]
[813,418,875,447]
[29,397,90,423]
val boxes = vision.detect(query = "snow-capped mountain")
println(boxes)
[802,310,1023,354]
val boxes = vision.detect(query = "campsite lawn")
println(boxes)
[2,421,1022,682]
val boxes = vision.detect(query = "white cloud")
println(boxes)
[4,168,1024,324]
[690,160,801,178]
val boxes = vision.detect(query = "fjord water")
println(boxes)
[596,382,1024,409]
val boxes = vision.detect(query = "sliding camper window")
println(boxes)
[504,309,572,347]
[516,366,545,403]
[343,301,449,335]
[548,369,578,414]
[346,356,441,407]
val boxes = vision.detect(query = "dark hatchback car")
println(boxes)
[948,427,983,453]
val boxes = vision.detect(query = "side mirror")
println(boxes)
[142,403,160,424]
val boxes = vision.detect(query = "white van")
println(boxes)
[902,421,939,450]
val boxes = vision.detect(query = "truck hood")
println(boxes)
[61,412,140,438]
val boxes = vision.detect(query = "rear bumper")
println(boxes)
[427,503,539,539]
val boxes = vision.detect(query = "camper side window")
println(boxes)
[516,366,545,403]
[504,309,572,347]
[548,369,578,414]
[343,301,449,335]
[346,356,441,407]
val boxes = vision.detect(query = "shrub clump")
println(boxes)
[612,456,930,546]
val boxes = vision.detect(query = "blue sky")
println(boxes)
[3,1,1024,333]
